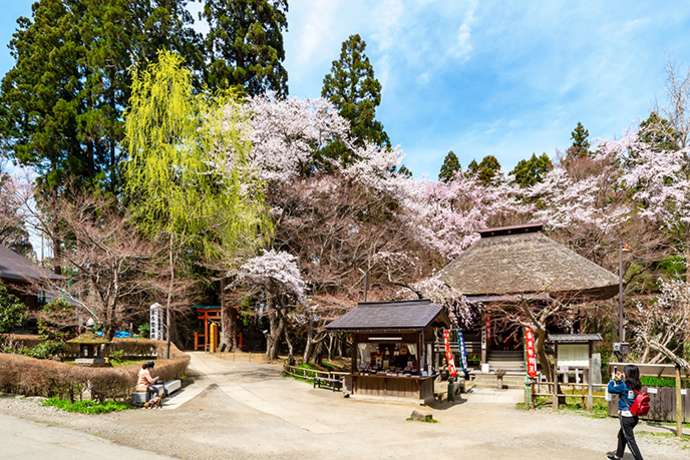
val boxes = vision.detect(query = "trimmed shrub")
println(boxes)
[0,282,27,333]
[0,340,189,401]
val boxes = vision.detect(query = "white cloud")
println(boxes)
[450,0,477,61]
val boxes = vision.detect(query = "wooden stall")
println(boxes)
[326,299,450,404]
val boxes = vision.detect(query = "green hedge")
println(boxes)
[641,375,690,388]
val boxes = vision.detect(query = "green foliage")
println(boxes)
[657,255,686,278]
[511,153,553,187]
[137,322,150,338]
[20,340,66,360]
[640,376,690,388]
[439,151,461,183]
[638,112,679,152]
[124,50,271,261]
[203,0,288,96]
[565,122,591,160]
[321,34,390,157]
[0,282,27,333]
[0,0,201,194]
[37,298,75,340]
[397,164,413,178]
[468,155,502,185]
[42,397,130,414]
[108,349,126,365]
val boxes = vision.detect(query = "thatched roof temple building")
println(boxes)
[440,223,619,303]
[437,223,619,375]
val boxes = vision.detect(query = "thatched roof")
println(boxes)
[440,224,619,301]
[68,332,110,345]
[326,299,449,331]
[0,245,62,283]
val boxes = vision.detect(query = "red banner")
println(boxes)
[485,314,491,342]
[524,327,537,378]
[443,329,458,378]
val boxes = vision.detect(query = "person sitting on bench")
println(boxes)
[136,361,161,403]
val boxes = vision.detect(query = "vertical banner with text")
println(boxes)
[443,329,458,378]
[524,327,537,378]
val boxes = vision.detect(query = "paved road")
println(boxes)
[1,353,688,459]
[0,414,172,460]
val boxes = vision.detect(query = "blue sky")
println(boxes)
[4,1,690,179]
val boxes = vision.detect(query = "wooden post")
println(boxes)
[587,341,593,411]
[552,343,559,409]
[676,365,683,438]
[480,318,487,370]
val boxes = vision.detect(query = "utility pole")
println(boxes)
[618,242,625,343]
[618,242,631,343]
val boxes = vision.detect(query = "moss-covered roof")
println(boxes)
[67,331,111,345]
[440,225,619,301]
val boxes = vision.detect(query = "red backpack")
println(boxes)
[629,389,651,417]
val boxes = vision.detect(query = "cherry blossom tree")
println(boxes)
[632,279,690,368]
[398,173,529,259]
[241,95,350,182]
[233,249,305,359]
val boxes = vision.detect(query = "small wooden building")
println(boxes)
[326,299,450,404]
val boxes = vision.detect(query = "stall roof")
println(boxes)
[548,333,603,343]
[325,299,448,331]
[439,223,619,301]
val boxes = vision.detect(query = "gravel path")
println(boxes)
[1,353,688,459]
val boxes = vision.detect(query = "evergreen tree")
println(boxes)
[468,155,501,185]
[203,0,288,96]
[397,164,412,178]
[438,150,461,182]
[565,122,591,160]
[0,0,201,194]
[321,34,390,151]
[510,153,553,188]
[638,112,679,152]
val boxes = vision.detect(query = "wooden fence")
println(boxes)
[282,363,349,388]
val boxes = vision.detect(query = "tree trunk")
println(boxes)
[266,307,285,360]
[219,278,237,352]
[166,234,174,359]
[303,316,314,363]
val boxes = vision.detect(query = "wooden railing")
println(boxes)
[282,363,349,386]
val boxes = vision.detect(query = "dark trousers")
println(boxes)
[617,415,643,460]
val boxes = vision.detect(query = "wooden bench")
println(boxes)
[313,375,343,391]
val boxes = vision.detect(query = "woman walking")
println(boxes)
[606,364,644,460]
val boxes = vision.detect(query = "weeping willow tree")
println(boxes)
[124,50,271,356]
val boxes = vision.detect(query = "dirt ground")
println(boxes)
[1,353,688,460]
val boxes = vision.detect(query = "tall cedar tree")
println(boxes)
[0,0,201,195]
[321,34,390,163]
[439,150,461,182]
[203,0,288,96]
[510,153,553,187]
[565,122,591,160]
[468,155,501,185]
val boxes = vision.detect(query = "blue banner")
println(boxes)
[457,330,468,371]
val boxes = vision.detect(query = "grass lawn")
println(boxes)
[516,395,610,418]
[43,397,131,414]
